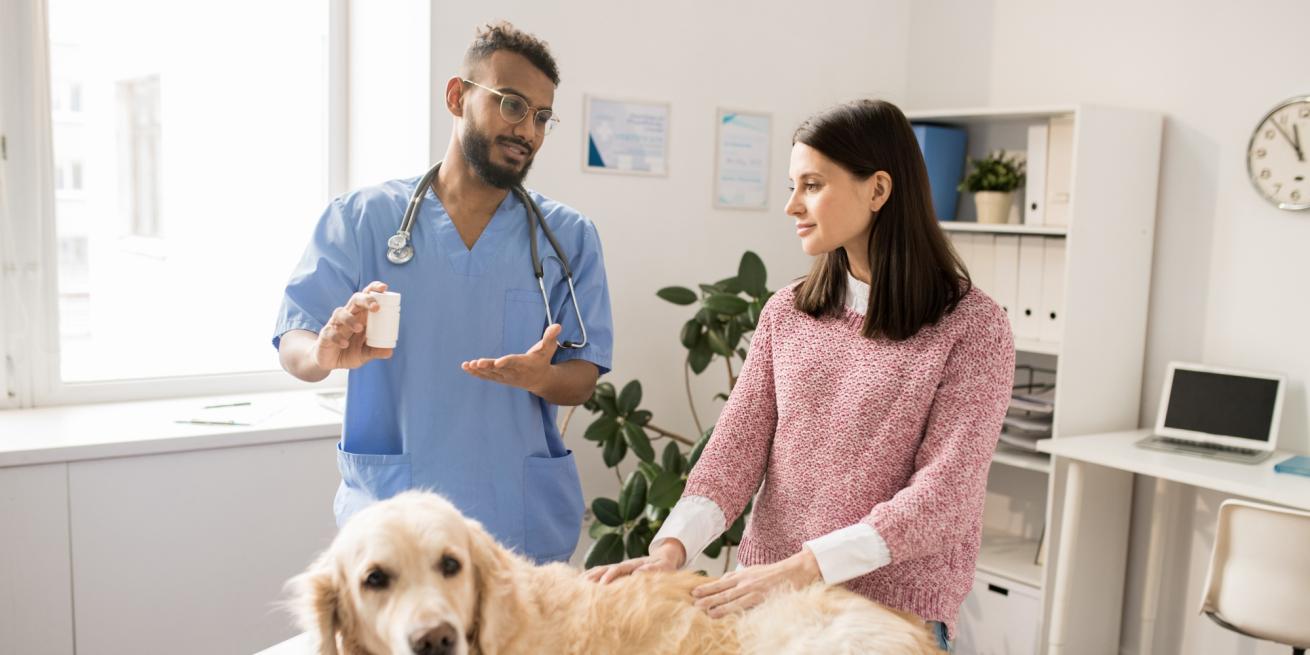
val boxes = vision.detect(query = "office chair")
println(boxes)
[1199,499,1310,654]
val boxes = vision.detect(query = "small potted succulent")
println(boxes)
[958,151,1026,224]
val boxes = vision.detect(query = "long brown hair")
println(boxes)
[792,99,970,341]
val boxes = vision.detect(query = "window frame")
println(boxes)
[0,0,350,409]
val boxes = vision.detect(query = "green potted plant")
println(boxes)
[958,150,1026,224]
[564,251,772,572]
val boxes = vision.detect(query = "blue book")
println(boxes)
[1273,455,1310,477]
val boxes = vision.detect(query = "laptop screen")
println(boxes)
[1163,368,1281,442]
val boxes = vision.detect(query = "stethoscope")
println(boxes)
[386,162,588,349]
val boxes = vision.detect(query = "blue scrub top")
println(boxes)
[273,176,614,563]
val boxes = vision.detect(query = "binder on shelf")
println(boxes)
[912,123,968,222]
[1025,123,1048,226]
[1038,237,1066,344]
[1015,236,1045,341]
[1044,116,1074,226]
[993,235,1021,328]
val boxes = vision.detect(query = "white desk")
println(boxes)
[255,632,310,654]
[1037,429,1310,511]
[1036,429,1310,654]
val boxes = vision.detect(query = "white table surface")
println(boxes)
[0,389,342,467]
[1037,428,1310,510]
[255,632,310,655]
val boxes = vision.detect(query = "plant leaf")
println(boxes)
[583,416,620,442]
[619,471,648,521]
[656,286,698,305]
[724,513,747,544]
[645,504,671,523]
[737,251,767,297]
[592,497,623,527]
[688,430,712,469]
[705,328,733,357]
[588,519,618,539]
[714,276,742,294]
[629,410,652,426]
[585,533,625,568]
[726,321,743,352]
[638,461,662,483]
[648,471,685,509]
[703,539,723,559]
[625,527,654,558]
[680,319,702,349]
[661,441,684,475]
[622,421,655,462]
[688,343,713,374]
[603,435,627,467]
[704,293,749,315]
[618,380,643,415]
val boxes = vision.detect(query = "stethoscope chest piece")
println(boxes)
[386,232,414,265]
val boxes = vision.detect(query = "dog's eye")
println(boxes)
[363,568,390,590]
[440,555,461,578]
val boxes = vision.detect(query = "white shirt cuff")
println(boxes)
[649,495,726,569]
[803,523,892,585]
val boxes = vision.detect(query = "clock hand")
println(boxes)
[1294,123,1305,162]
[1271,118,1302,160]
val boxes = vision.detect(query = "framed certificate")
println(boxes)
[714,109,771,210]
[583,95,670,176]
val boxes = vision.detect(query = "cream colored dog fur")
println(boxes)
[288,490,941,654]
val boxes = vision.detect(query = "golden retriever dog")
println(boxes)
[288,490,941,655]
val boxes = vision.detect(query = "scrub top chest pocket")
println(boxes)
[504,288,547,354]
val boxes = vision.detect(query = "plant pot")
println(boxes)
[974,191,1014,225]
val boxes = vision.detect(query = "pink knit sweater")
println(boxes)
[683,282,1015,636]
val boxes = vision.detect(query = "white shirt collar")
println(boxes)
[845,272,869,315]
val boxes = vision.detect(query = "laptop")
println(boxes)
[1136,361,1285,464]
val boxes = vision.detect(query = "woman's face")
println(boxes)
[785,142,888,257]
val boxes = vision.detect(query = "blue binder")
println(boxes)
[1273,454,1310,478]
[912,123,968,222]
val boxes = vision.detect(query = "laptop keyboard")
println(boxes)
[1155,436,1260,457]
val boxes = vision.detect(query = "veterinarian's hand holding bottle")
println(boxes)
[584,539,686,584]
[279,281,395,383]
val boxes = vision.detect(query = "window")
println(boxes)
[42,0,335,385]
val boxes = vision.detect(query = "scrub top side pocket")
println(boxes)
[334,441,413,526]
[522,451,584,563]
[503,288,545,355]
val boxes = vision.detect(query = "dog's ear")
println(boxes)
[287,554,343,655]
[466,517,524,655]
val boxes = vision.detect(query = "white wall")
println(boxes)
[429,1,912,538]
[908,2,1310,653]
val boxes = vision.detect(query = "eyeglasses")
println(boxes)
[461,79,560,136]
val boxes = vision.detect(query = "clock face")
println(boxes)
[1248,96,1310,210]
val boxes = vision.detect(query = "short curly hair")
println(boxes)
[461,21,560,86]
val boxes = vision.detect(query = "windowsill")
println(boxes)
[0,389,343,467]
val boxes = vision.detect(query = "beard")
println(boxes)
[461,120,534,189]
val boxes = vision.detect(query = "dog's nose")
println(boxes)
[411,622,458,655]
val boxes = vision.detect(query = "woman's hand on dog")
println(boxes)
[584,539,686,584]
[691,547,823,619]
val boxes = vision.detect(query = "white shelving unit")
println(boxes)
[940,222,1068,237]
[908,105,1162,654]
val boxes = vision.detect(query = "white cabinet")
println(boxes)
[956,571,1042,655]
[912,105,1163,653]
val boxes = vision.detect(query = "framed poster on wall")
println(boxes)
[583,95,670,176]
[714,109,772,210]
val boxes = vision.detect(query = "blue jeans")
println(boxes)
[927,621,953,652]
